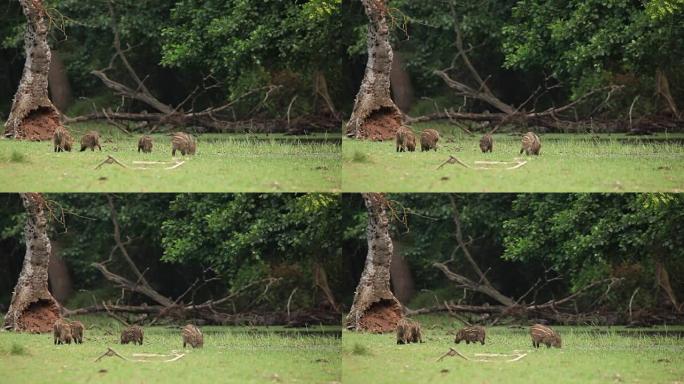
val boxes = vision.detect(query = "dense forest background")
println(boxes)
[1,0,681,125]
[0,0,358,123]
[343,194,684,323]
[0,194,343,318]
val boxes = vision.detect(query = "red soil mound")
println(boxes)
[357,299,403,333]
[359,108,402,141]
[18,107,62,141]
[16,299,61,333]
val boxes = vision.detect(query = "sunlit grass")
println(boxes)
[343,314,684,384]
[0,315,341,384]
[0,123,341,192]
[343,123,684,192]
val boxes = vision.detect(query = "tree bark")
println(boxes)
[4,0,65,141]
[390,51,415,114]
[3,193,62,332]
[345,0,402,141]
[345,193,403,332]
[48,50,73,112]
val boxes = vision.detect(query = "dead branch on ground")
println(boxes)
[411,6,630,133]
[65,0,282,133]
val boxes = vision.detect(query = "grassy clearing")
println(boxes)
[0,123,341,192]
[343,123,684,192]
[0,315,341,384]
[343,315,684,384]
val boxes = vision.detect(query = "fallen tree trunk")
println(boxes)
[66,1,344,134]
[64,304,339,326]
[66,112,340,134]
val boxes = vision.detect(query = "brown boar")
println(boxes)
[120,325,144,345]
[520,132,541,155]
[80,131,102,152]
[420,129,440,152]
[396,126,416,152]
[53,319,72,345]
[479,134,493,153]
[69,320,84,344]
[530,324,561,348]
[408,321,423,343]
[454,325,486,345]
[396,318,423,344]
[181,324,204,348]
[138,135,153,153]
[53,127,73,152]
[171,132,196,156]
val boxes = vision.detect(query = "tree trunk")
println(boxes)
[48,50,73,113]
[313,71,340,120]
[390,239,415,304]
[656,69,681,120]
[345,193,403,332]
[4,0,65,141]
[654,247,682,313]
[345,0,402,141]
[3,193,62,332]
[390,51,415,114]
[48,240,73,303]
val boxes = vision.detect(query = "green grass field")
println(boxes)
[0,315,341,384]
[343,123,684,192]
[343,315,684,384]
[0,124,341,192]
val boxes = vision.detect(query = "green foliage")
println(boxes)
[502,0,684,101]
[343,192,684,311]
[159,0,350,115]
[386,0,520,104]
[160,194,341,305]
[501,194,684,306]
[160,1,342,78]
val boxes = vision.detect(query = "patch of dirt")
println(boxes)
[18,107,62,141]
[357,299,403,333]
[16,299,61,333]
[359,107,402,141]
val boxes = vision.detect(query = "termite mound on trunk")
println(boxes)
[69,320,84,344]
[530,324,561,348]
[454,325,486,345]
[479,134,493,153]
[137,135,153,153]
[53,318,72,345]
[396,318,423,344]
[520,132,541,155]
[120,325,144,345]
[80,131,102,152]
[420,129,440,152]
[171,132,196,156]
[181,324,204,348]
[395,126,416,152]
[52,126,72,152]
